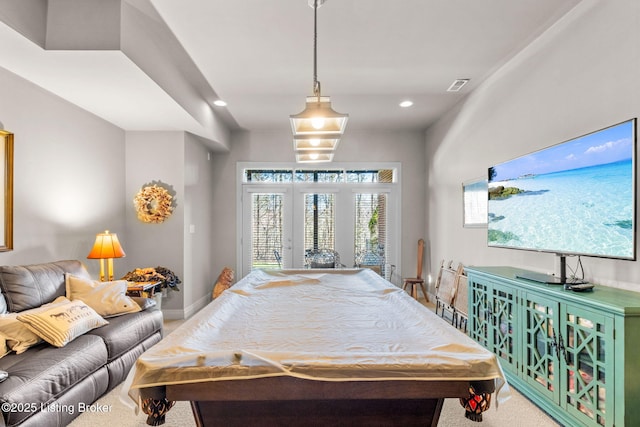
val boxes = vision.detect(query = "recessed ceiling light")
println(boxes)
[213,100,227,107]
[399,100,413,108]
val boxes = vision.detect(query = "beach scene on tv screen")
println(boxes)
[488,120,635,259]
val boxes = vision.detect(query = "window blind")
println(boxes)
[251,193,283,269]
[354,193,387,276]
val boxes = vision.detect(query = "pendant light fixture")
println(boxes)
[290,0,348,161]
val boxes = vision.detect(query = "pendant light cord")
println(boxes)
[313,0,321,100]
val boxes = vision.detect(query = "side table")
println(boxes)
[126,281,161,298]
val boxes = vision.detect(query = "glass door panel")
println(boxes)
[468,279,490,348]
[354,193,387,276]
[522,293,560,403]
[242,189,292,276]
[491,287,517,371]
[562,305,613,427]
[303,193,336,265]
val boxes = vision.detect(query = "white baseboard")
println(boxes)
[161,293,211,320]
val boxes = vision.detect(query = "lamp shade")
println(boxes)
[290,96,348,135]
[87,230,126,259]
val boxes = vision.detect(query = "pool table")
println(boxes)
[126,269,504,426]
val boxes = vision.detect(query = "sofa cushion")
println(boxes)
[104,332,162,392]
[0,334,108,426]
[0,260,91,312]
[17,366,109,427]
[85,308,162,362]
[17,297,108,347]
[65,274,141,317]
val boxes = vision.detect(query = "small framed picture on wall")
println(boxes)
[462,177,487,228]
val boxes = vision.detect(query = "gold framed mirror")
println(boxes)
[0,131,13,251]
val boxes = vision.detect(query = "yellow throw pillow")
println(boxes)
[65,274,141,318]
[17,296,108,347]
[0,313,41,355]
[0,335,7,358]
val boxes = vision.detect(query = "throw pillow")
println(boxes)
[0,335,7,358]
[65,274,141,318]
[0,313,42,354]
[17,296,108,347]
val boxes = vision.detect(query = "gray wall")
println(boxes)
[125,131,185,316]
[425,0,640,291]
[0,66,126,268]
[122,131,214,319]
[183,133,216,317]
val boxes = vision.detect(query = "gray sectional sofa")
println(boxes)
[0,260,163,426]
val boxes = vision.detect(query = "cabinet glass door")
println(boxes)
[561,305,613,427]
[490,286,517,371]
[522,293,560,403]
[468,279,490,348]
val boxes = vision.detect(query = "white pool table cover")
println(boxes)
[126,269,506,402]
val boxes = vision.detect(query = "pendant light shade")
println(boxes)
[290,96,348,136]
[293,133,341,151]
[290,0,347,163]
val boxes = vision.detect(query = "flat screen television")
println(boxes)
[487,118,636,284]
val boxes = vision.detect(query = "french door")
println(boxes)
[239,164,399,279]
[242,186,342,277]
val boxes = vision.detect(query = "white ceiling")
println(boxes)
[0,0,584,141]
[150,0,583,132]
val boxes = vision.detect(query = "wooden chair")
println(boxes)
[402,239,428,301]
[453,273,469,332]
[432,259,445,298]
[435,262,463,324]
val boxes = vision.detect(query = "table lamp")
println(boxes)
[87,230,126,281]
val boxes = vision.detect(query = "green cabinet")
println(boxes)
[466,266,640,427]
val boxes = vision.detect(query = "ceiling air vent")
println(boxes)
[447,79,470,92]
